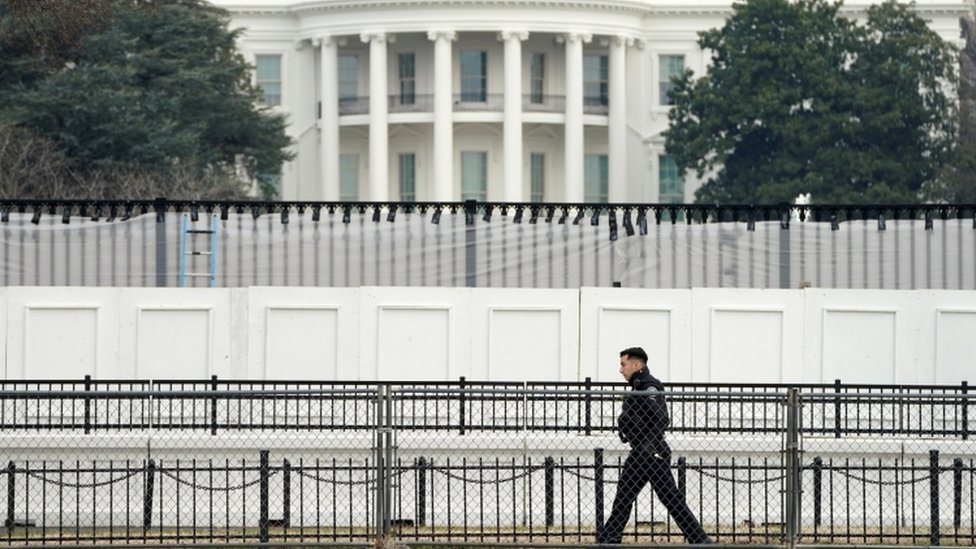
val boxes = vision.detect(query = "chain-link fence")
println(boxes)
[1,199,975,289]
[0,380,973,546]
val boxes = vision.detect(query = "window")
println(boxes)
[461,152,487,200]
[530,153,545,202]
[399,153,416,202]
[584,154,608,203]
[659,154,684,221]
[340,154,359,201]
[658,155,683,201]
[659,55,685,106]
[398,53,415,105]
[460,51,487,102]
[339,54,358,103]
[255,54,282,106]
[583,54,608,106]
[530,53,545,104]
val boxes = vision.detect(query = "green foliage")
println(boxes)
[929,15,976,203]
[0,0,292,198]
[665,0,958,204]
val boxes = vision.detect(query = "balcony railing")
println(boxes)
[338,96,369,115]
[523,94,565,112]
[335,94,608,115]
[389,93,434,113]
[452,93,503,111]
[584,96,609,115]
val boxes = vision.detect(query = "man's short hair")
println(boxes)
[619,347,648,364]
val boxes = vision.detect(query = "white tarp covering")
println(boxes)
[0,209,972,289]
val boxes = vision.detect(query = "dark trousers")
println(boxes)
[598,448,710,545]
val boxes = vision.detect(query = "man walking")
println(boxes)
[597,347,712,545]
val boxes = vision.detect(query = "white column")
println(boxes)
[362,32,390,201]
[608,36,629,203]
[428,30,456,201]
[317,36,340,201]
[563,32,590,203]
[500,30,528,202]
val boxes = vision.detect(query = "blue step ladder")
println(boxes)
[178,213,218,287]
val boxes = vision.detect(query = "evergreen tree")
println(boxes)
[665,0,957,204]
[930,14,976,203]
[0,0,291,198]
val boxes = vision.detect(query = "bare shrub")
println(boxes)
[0,123,252,200]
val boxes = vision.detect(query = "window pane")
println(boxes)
[399,53,415,105]
[398,53,415,78]
[460,51,487,102]
[599,55,608,105]
[583,54,608,106]
[399,153,416,202]
[584,154,608,203]
[658,154,684,217]
[583,55,598,100]
[531,53,545,104]
[659,55,684,106]
[400,79,415,104]
[339,55,358,101]
[461,152,487,201]
[659,154,684,220]
[340,154,359,201]
[530,153,545,202]
[255,54,282,106]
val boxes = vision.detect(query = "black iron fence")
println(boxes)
[0,199,974,288]
[0,378,970,438]
[0,380,974,547]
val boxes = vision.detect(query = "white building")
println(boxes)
[213,0,969,202]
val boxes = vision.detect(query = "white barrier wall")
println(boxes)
[1,287,974,383]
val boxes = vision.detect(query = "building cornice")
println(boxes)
[216,0,971,19]
[217,0,659,16]
[296,0,656,15]
[646,1,971,16]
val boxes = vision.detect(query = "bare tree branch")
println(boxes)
[0,124,250,200]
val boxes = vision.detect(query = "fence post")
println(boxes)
[383,384,394,538]
[5,462,14,528]
[961,381,969,440]
[833,379,842,438]
[930,449,940,546]
[812,457,823,527]
[584,376,593,436]
[154,197,168,287]
[594,448,604,538]
[953,458,963,531]
[374,385,393,542]
[544,456,555,527]
[458,376,466,436]
[143,459,156,529]
[210,374,218,436]
[677,457,686,496]
[464,199,477,287]
[282,458,291,528]
[83,374,92,435]
[259,450,270,543]
[779,206,791,289]
[415,457,427,527]
[784,388,801,547]
[374,387,384,540]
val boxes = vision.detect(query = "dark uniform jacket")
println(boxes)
[617,367,671,457]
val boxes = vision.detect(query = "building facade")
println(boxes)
[213,0,968,202]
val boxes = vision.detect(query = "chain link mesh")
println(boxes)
[0,382,972,546]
